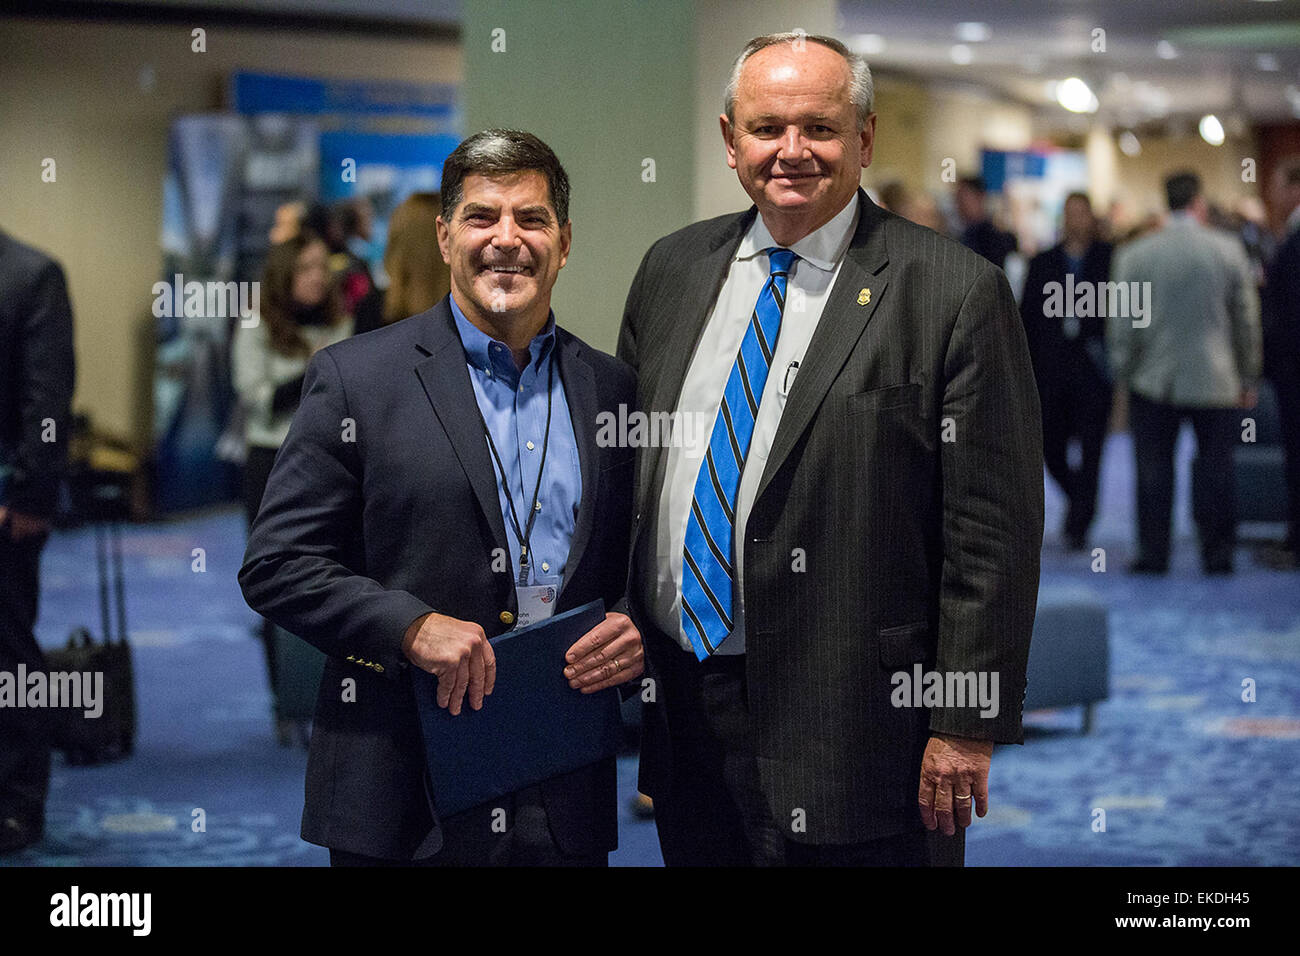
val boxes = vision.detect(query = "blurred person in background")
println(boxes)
[0,229,75,853]
[233,230,354,729]
[1110,171,1261,575]
[269,201,306,245]
[955,175,1017,270]
[875,179,909,214]
[304,202,373,316]
[899,190,946,235]
[1261,159,1300,569]
[1020,192,1115,551]
[353,192,452,336]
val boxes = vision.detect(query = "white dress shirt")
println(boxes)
[649,196,860,654]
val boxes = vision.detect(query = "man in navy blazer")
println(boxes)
[240,130,642,866]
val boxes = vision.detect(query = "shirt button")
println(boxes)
[526,440,535,450]
[541,561,550,572]
[499,611,514,625]
[534,501,541,512]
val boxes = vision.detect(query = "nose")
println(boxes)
[776,126,809,163]
[491,215,522,250]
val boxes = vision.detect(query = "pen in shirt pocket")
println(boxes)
[779,360,800,398]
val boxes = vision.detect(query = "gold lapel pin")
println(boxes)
[857,288,871,306]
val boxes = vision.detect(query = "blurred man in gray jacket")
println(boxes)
[1110,171,1261,574]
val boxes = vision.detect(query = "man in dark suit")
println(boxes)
[0,229,76,854]
[240,130,643,866]
[956,176,1018,270]
[1264,159,1300,568]
[618,34,1042,866]
[1020,192,1115,551]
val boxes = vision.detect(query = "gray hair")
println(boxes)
[440,128,571,224]
[724,32,873,130]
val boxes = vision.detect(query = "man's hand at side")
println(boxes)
[563,612,643,693]
[402,612,496,715]
[0,506,51,542]
[918,733,994,836]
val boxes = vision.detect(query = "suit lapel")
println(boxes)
[638,208,755,512]
[412,301,511,559]
[756,191,890,502]
[556,330,598,601]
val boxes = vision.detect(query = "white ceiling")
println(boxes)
[837,0,1300,131]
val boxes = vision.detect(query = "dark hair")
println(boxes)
[301,203,345,252]
[957,176,987,195]
[1165,171,1201,211]
[440,129,570,224]
[260,229,344,356]
[1064,191,1092,209]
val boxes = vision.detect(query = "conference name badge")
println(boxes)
[514,585,557,628]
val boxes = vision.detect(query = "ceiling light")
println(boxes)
[956,22,990,43]
[1118,131,1141,156]
[850,33,886,55]
[1156,40,1178,59]
[1056,76,1098,113]
[950,44,973,65]
[1199,114,1226,145]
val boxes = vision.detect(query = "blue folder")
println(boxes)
[412,599,623,818]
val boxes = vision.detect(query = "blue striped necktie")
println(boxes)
[681,246,798,660]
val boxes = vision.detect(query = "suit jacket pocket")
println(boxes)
[847,381,921,414]
[878,620,931,667]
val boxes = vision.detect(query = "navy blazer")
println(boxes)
[239,297,636,860]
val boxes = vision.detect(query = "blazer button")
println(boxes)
[500,611,515,625]
[373,663,385,674]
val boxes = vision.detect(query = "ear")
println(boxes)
[435,215,451,264]
[859,113,877,169]
[558,220,572,270]
[720,114,738,170]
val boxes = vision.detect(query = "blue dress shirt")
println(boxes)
[450,296,582,592]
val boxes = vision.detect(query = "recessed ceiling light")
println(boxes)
[956,22,990,43]
[1057,76,1098,113]
[850,33,886,55]
[1199,114,1226,145]
[1157,40,1178,60]
[950,44,973,65]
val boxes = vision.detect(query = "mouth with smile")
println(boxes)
[770,170,819,184]
[482,263,533,276]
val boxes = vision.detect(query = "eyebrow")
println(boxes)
[458,202,553,220]
[749,114,839,126]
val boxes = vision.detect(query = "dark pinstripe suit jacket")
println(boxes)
[617,190,1043,844]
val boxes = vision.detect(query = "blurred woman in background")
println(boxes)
[352,192,452,335]
[233,230,353,741]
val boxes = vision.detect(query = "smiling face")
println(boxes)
[436,169,571,338]
[721,41,874,245]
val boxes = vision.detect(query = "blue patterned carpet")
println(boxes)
[4,431,1297,866]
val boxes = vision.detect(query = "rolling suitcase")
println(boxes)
[45,521,136,765]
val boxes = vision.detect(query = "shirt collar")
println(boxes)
[449,294,556,382]
[737,193,861,273]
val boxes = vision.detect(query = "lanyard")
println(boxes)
[479,352,555,587]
